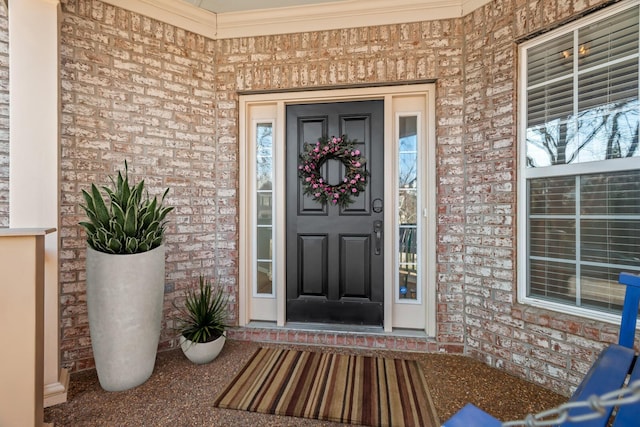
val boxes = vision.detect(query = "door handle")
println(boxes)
[373,220,383,255]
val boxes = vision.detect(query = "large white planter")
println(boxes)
[180,334,226,364]
[86,245,165,392]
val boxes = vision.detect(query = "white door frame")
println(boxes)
[238,84,436,336]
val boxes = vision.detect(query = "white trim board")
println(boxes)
[9,0,68,409]
[101,0,491,39]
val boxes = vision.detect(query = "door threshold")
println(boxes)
[245,321,427,338]
[286,322,384,334]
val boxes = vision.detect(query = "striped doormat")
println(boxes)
[214,347,439,427]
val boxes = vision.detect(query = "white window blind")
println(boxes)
[525,6,639,168]
[528,170,640,311]
[522,2,640,315]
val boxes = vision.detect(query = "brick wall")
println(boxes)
[217,18,468,354]
[0,5,8,228]
[59,0,234,370]
[54,0,638,395]
[461,0,630,395]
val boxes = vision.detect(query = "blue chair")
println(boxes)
[443,272,640,427]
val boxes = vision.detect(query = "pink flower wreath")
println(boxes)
[298,135,369,207]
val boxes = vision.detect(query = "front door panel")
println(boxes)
[286,100,384,325]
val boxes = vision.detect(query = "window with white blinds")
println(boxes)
[520,2,640,316]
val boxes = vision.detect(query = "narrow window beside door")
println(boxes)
[398,115,420,303]
[256,122,275,297]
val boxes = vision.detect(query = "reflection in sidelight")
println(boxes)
[256,123,274,296]
[398,116,419,301]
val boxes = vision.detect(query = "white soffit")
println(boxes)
[185,0,342,14]
[101,0,491,40]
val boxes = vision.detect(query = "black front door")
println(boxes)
[286,100,384,325]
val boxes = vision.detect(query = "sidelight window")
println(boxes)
[255,122,275,297]
[397,115,421,303]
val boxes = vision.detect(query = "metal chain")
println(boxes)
[501,379,640,427]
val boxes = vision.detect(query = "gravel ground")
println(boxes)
[44,340,566,426]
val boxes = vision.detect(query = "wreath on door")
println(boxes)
[298,135,369,207]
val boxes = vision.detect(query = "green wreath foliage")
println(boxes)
[298,135,369,207]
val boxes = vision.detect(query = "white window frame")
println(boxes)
[517,0,640,324]
[238,85,437,335]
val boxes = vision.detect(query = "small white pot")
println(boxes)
[180,334,226,364]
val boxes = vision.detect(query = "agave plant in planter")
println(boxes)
[79,161,173,254]
[174,275,229,364]
[79,161,173,392]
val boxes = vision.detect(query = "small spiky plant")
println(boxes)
[175,275,229,344]
[79,161,173,254]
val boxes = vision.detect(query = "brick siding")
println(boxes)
[0,6,8,228]
[59,0,231,370]
[37,0,636,396]
[460,0,632,395]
